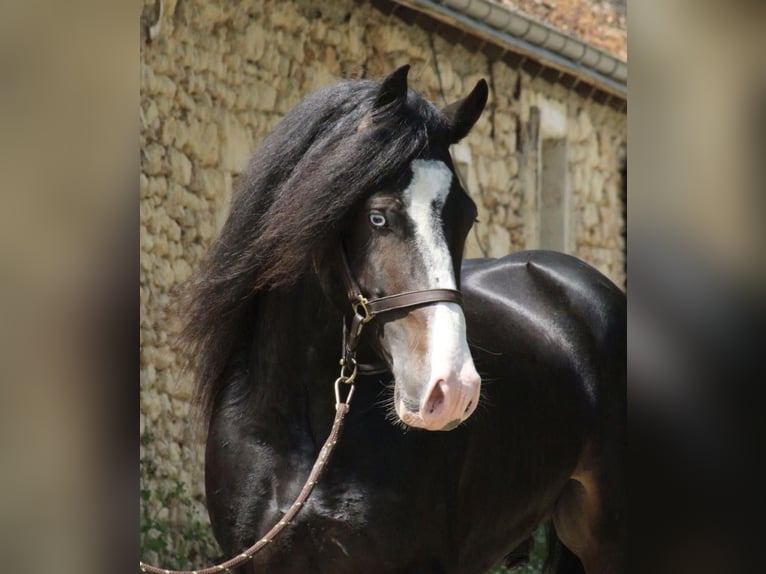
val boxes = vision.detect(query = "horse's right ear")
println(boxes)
[442,79,489,144]
[373,64,410,109]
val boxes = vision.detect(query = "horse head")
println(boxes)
[342,65,487,431]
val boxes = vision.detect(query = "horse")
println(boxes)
[180,65,625,574]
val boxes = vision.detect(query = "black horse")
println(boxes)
[181,66,624,573]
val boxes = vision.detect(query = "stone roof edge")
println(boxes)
[392,0,627,100]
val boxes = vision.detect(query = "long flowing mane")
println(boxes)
[181,78,450,422]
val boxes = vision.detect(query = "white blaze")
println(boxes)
[404,160,473,400]
[405,160,456,289]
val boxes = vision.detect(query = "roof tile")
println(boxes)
[491,0,626,61]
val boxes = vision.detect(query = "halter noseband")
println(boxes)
[336,244,463,379]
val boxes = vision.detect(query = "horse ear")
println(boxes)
[374,64,410,109]
[442,79,489,144]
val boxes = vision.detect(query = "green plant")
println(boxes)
[140,454,218,569]
[141,472,210,570]
[487,525,548,574]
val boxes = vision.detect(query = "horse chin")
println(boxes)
[395,402,464,431]
[393,392,467,432]
[396,403,433,430]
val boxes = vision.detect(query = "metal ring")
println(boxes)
[338,357,358,382]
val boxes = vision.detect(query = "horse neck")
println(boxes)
[247,276,344,426]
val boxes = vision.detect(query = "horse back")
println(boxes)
[461,250,625,411]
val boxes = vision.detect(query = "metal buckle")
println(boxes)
[352,295,374,324]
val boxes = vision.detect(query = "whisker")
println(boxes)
[467,338,503,356]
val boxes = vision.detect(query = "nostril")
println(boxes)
[464,399,473,414]
[425,380,446,415]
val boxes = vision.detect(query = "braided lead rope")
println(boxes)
[139,397,354,574]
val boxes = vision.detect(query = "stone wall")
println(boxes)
[140,0,626,565]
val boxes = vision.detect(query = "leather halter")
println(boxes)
[337,244,463,377]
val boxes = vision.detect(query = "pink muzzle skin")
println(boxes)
[397,364,481,431]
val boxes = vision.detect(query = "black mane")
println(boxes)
[182,78,450,421]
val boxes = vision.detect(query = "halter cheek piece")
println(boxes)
[335,244,463,391]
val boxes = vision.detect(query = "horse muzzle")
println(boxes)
[396,363,481,431]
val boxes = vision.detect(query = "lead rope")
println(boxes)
[139,314,366,574]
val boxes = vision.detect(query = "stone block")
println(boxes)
[497,132,517,156]
[487,224,512,257]
[141,388,162,422]
[309,20,327,43]
[141,227,155,253]
[323,46,340,75]
[168,148,193,186]
[268,2,305,33]
[147,176,168,200]
[475,155,491,189]
[197,218,214,242]
[505,208,523,229]
[491,60,517,95]
[175,86,195,111]
[142,99,159,130]
[582,203,600,229]
[160,116,186,148]
[304,63,338,94]
[323,27,341,46]
[220,114,252,172]
[568,144,586,164]
[508,187,522,211]
[494,111,515,136]
[169,377,194,402]
[472,113,492,137]
[140,172,149,197]
[142,143,166,176]
[253,79,278,112]
[173,258,193,283]
[571,165,585,194]
[369,24,411,53]
[488,158,512,189]
[346,26,365,60]
[153,73,177,98]
[197,1,229,29]
[436,64,455,93]
[589,225,603,246]
[463,232,484,259]
[166,215,182,242]
[190,168,222,199]
[185,119,219,166]
[586,171,604,204]
[587,135,601,166]
[578,110,594,140]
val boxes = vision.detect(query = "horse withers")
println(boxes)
[180,66,624,573]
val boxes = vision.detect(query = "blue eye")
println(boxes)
[369,212,387,228]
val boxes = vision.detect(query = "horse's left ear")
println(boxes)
[374,64,410,109]
[442,79,489,144]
